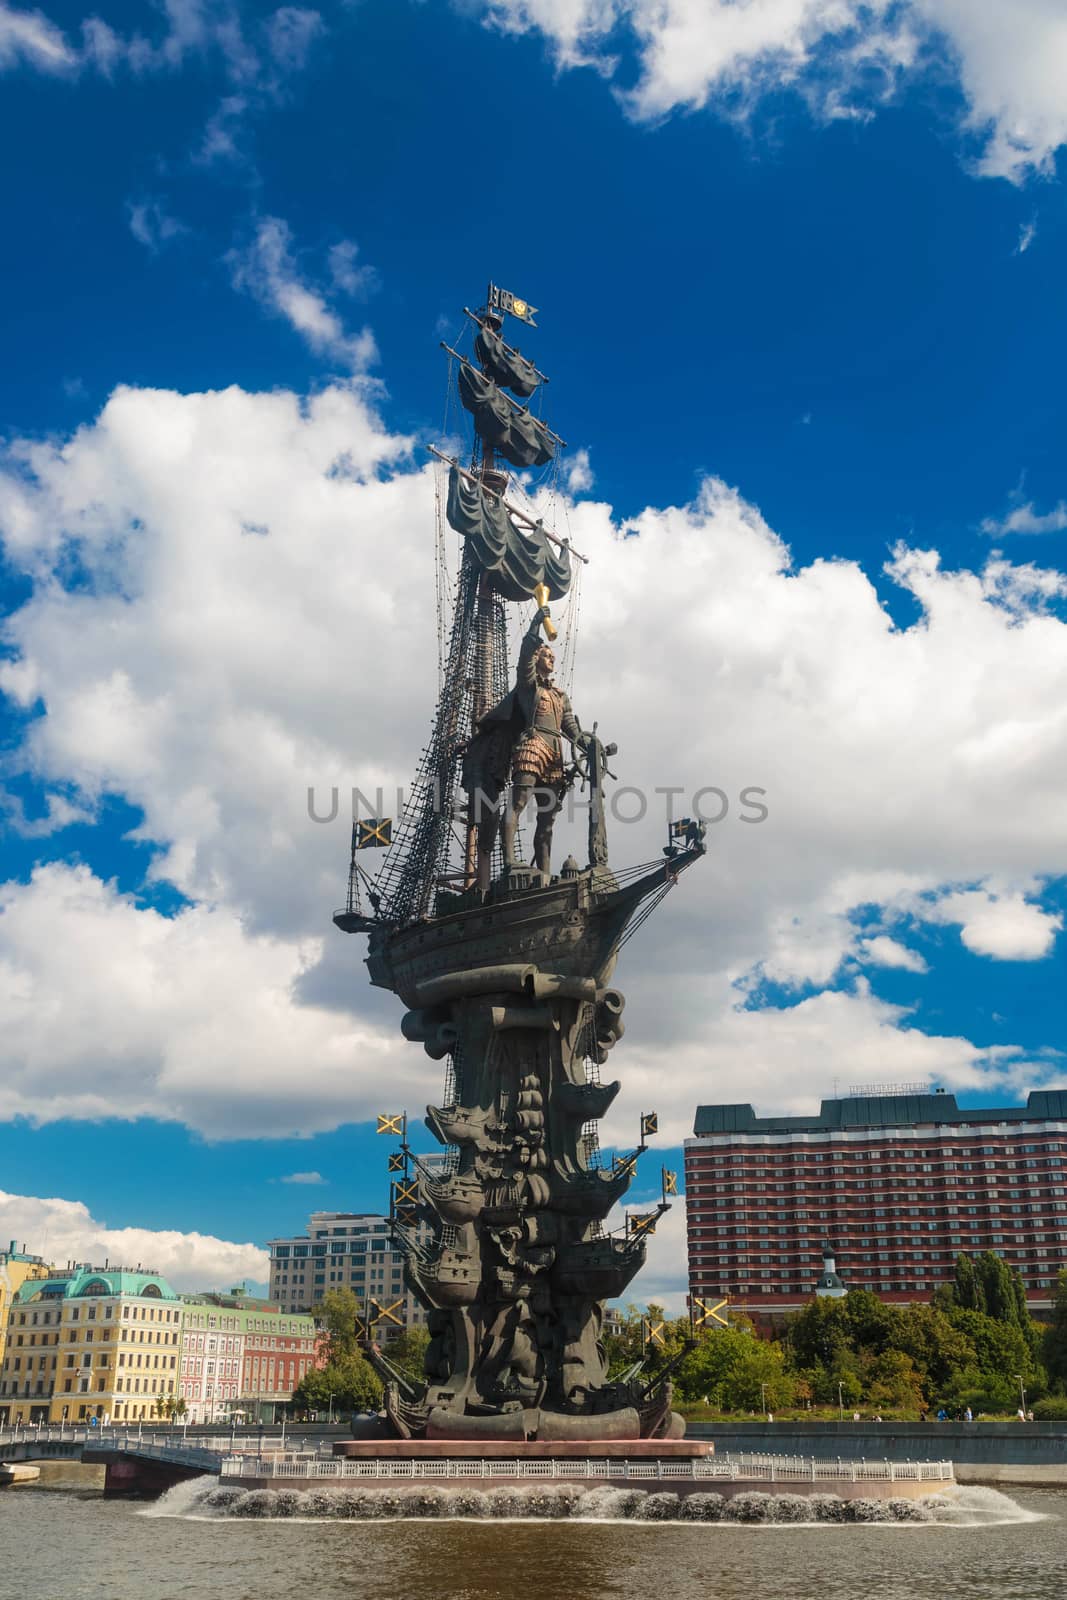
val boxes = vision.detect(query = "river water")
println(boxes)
[1,1477,1062,1600]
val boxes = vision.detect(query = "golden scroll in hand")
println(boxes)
[533,581,558,641]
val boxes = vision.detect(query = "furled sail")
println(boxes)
[474,323,540,399]
[458,364,555,470]
[446,465,571,602]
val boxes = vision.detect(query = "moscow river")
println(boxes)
[1,1471,1064,1600]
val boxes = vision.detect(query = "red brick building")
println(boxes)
[685,1089,1067,1321]
[241,1326,318,1411]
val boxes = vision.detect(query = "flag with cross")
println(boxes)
[691,1295,729,1330]
[354,818,392,849]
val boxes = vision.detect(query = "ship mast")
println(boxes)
[340,280,565,929]
[463,285,507,888]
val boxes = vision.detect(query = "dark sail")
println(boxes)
[446,465,571,601]
[474,323,540,399]
[458,363,555,470]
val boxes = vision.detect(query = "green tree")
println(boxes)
[807,1352,863,1409]
[864,1349,924,1411]
[953,1252,984,1312]
[387,1326,431,1383]
[976,1251,1024,1327]
[1044,1269,1067,1390]
[843,1289,897,1352]
[783,1297,854,1371]
[892,1302,976,1393]
[293,1357,382,1416]
[311,1287,365,1363]
[947,1308,1035,1408]
[675,1326,791,1409]
[290,1285,385,1417]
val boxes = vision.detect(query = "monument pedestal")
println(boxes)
[333,1438,713,1460]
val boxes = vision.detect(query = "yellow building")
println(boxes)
[0,1266,182,1425]
[0,1244,53,1402]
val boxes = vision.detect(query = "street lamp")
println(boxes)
[328,1392,336,1425]
[1015,1373,1027,1416]
[838,1382,844,1422]
[760,1382,768,1418]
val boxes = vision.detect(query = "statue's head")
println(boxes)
[534,644,555,682]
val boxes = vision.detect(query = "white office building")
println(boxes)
[267,1211,428,1338]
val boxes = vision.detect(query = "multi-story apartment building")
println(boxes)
[0,1243,52,1374]
[178,1291,318,1422]
[267,1211,428,1338]
[0,1266,182,1424]
[685,1088,1067,1322]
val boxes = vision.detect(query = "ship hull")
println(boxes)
[361,853,700,1006]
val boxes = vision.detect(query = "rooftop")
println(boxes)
[14,1268,179,1304]
[691,1089,1067,1138]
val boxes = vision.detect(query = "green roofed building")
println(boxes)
[0,1264,181,1425]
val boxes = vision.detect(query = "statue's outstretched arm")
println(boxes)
[517,607,550,689]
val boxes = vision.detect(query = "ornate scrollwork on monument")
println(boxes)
[374,963,685,1442]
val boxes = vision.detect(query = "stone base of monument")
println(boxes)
[333,1438,712,1462]
[225,1440,954,1501]
[319,1439,952,1501]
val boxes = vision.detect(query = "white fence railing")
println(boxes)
[0,1423,954,1488]
[220,1454,954,1485]
[0,1424,319,1453]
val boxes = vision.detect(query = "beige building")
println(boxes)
[267,1211,428,1339]
[0,1265,182,1425]
[0,1243,52,1382]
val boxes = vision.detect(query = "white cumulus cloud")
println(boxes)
[0,0,325,84]
[0,1188,268,1292]
[857,934,929,973]
[0,1,74,72]
[228,218,378,372]
[982,498,1067,537]
[1,377,1066,1145]
[0,862,429,1137]
[920,885,1063,961]
[481,0,1067,180]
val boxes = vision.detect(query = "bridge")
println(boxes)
[0,1424,313,1496]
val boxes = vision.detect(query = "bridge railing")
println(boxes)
[0,1424,325,1453]
[88,1438,228,1470]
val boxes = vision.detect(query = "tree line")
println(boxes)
[604,1254,1067,1419]
[288,1261,1067,1420]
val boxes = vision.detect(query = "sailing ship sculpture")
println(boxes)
[335,284,705,1441]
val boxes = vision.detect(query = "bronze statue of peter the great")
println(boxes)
[462,606,590,891]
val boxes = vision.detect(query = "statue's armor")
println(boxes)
[513,684,569,786]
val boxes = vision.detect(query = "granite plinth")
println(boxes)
[333,1438,713,1459]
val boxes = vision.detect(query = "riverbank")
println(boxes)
[686,1421,1067,1485]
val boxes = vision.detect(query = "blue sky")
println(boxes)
[1,0,1066,1300]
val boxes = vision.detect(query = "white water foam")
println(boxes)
[141,1478,1049,1529]
[919,1486,1050,1528]
[140,1474,219,1519]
